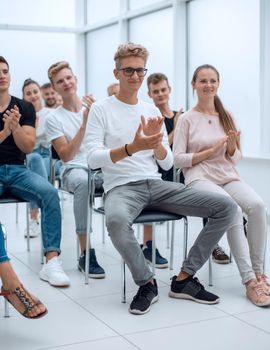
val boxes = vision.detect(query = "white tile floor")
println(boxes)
[1,196,270,350]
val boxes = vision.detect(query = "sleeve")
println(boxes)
[173,115,193,169]
[18,102,36,128]
[155,122,173,170]
[84,103,114,170]
[228,148,242,165]
[45,113,65,143]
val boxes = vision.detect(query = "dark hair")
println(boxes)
[0,56,9,69]
[192,64,240,149]
[147,73,169,90]
[22,78,40,94]
[41,82,52,89]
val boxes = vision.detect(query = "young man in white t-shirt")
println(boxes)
[45,62,105,279]
[85,43,237,315]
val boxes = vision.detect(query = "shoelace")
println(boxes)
[49,259,64,273]
[254,282,266,296]
[214,247,226,256]
[133,284,153,300]
[192,277,205,291]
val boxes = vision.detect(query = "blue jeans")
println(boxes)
[0,165,61,255]
[0,223,9,263]
[27,146,60,210]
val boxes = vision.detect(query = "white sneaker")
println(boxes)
[24,219,40,238]
[39,256,70,287]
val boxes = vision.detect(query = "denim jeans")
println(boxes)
[0,223,9,263]
[0,165,61,255]
[27,146,60,210]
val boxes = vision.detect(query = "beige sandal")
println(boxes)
[1,285,48,319]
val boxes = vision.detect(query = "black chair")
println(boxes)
[88,170,189,302]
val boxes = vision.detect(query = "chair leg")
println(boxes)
[166,221,170,249]
[102,214,105,244]
[121,258,126,303]
[26,203,30,252]
[208,257,213,286]
[2,226,10,318]
[136,225,140,239]
[183,217,188,260]
[170,221,175,270]
[152,223,156,275]
[263,207,268,273]
[16,203,19,224]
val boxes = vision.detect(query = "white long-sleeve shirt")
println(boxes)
[85,95,173,193]
[173,109,241,185]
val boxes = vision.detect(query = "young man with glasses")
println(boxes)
[0,56,70,287]
[85,43,237,315]
[45,61,105,279]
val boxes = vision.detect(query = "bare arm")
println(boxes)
[4,106,35,153]
[191,136,228,166]
[110,123,163,163]
[51,96,93,162]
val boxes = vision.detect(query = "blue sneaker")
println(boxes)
[78,248,105,279]
[141,240,168,269]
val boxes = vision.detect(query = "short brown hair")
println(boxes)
[48,61,73,83]
[114,42,149,69]
[147,73,169,90]
[0,56,9,70]
[41,82,52,90]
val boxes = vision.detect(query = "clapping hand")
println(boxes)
[227,130,240,156]
[3,105,21,132]
[82,94,95,127]
[141,115,164,136]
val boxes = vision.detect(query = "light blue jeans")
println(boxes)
[0,223,9,264]
[27,146,60,210]
[0,165,62,255]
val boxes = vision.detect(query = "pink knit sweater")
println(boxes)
[173,109,242,185]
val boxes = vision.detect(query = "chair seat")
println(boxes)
[0,195,28,204]
[95,207,185,224]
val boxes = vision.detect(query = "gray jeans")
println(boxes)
[105,179,237,286]
[61,167,103,234]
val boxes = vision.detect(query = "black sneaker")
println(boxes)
[141,240,168,269]
[129,279,159,315]
[212,244,230,264]
[169,275,220,304]
[78,248,105,279]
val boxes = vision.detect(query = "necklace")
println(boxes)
[195,106,218,124]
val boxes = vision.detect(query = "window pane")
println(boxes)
[129,8,173,102]
[86,25,120,99]
[129,0,161,10]
[0,30,77,97]
[0,0,76,27]
[87,0,120,25]
[188,0,260,156]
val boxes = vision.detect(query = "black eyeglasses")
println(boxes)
[119,67,148,77]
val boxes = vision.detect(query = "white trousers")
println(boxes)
[189,179,267,284]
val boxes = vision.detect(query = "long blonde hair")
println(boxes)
[192,64,240,149]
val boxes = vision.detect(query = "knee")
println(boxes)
[247,198,266,217]
[106,211,130,238]
[28,153,42,166]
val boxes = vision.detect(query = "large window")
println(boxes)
[86,25,120,99]
[0,0,76,27]
[86,0,120,25]
[129,8,173,102]
[188,0,260,156]
[0,30,77,97]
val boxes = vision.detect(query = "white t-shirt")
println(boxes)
[85,95,173,193]
[45,106,88,170]
[35,107,52,149]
